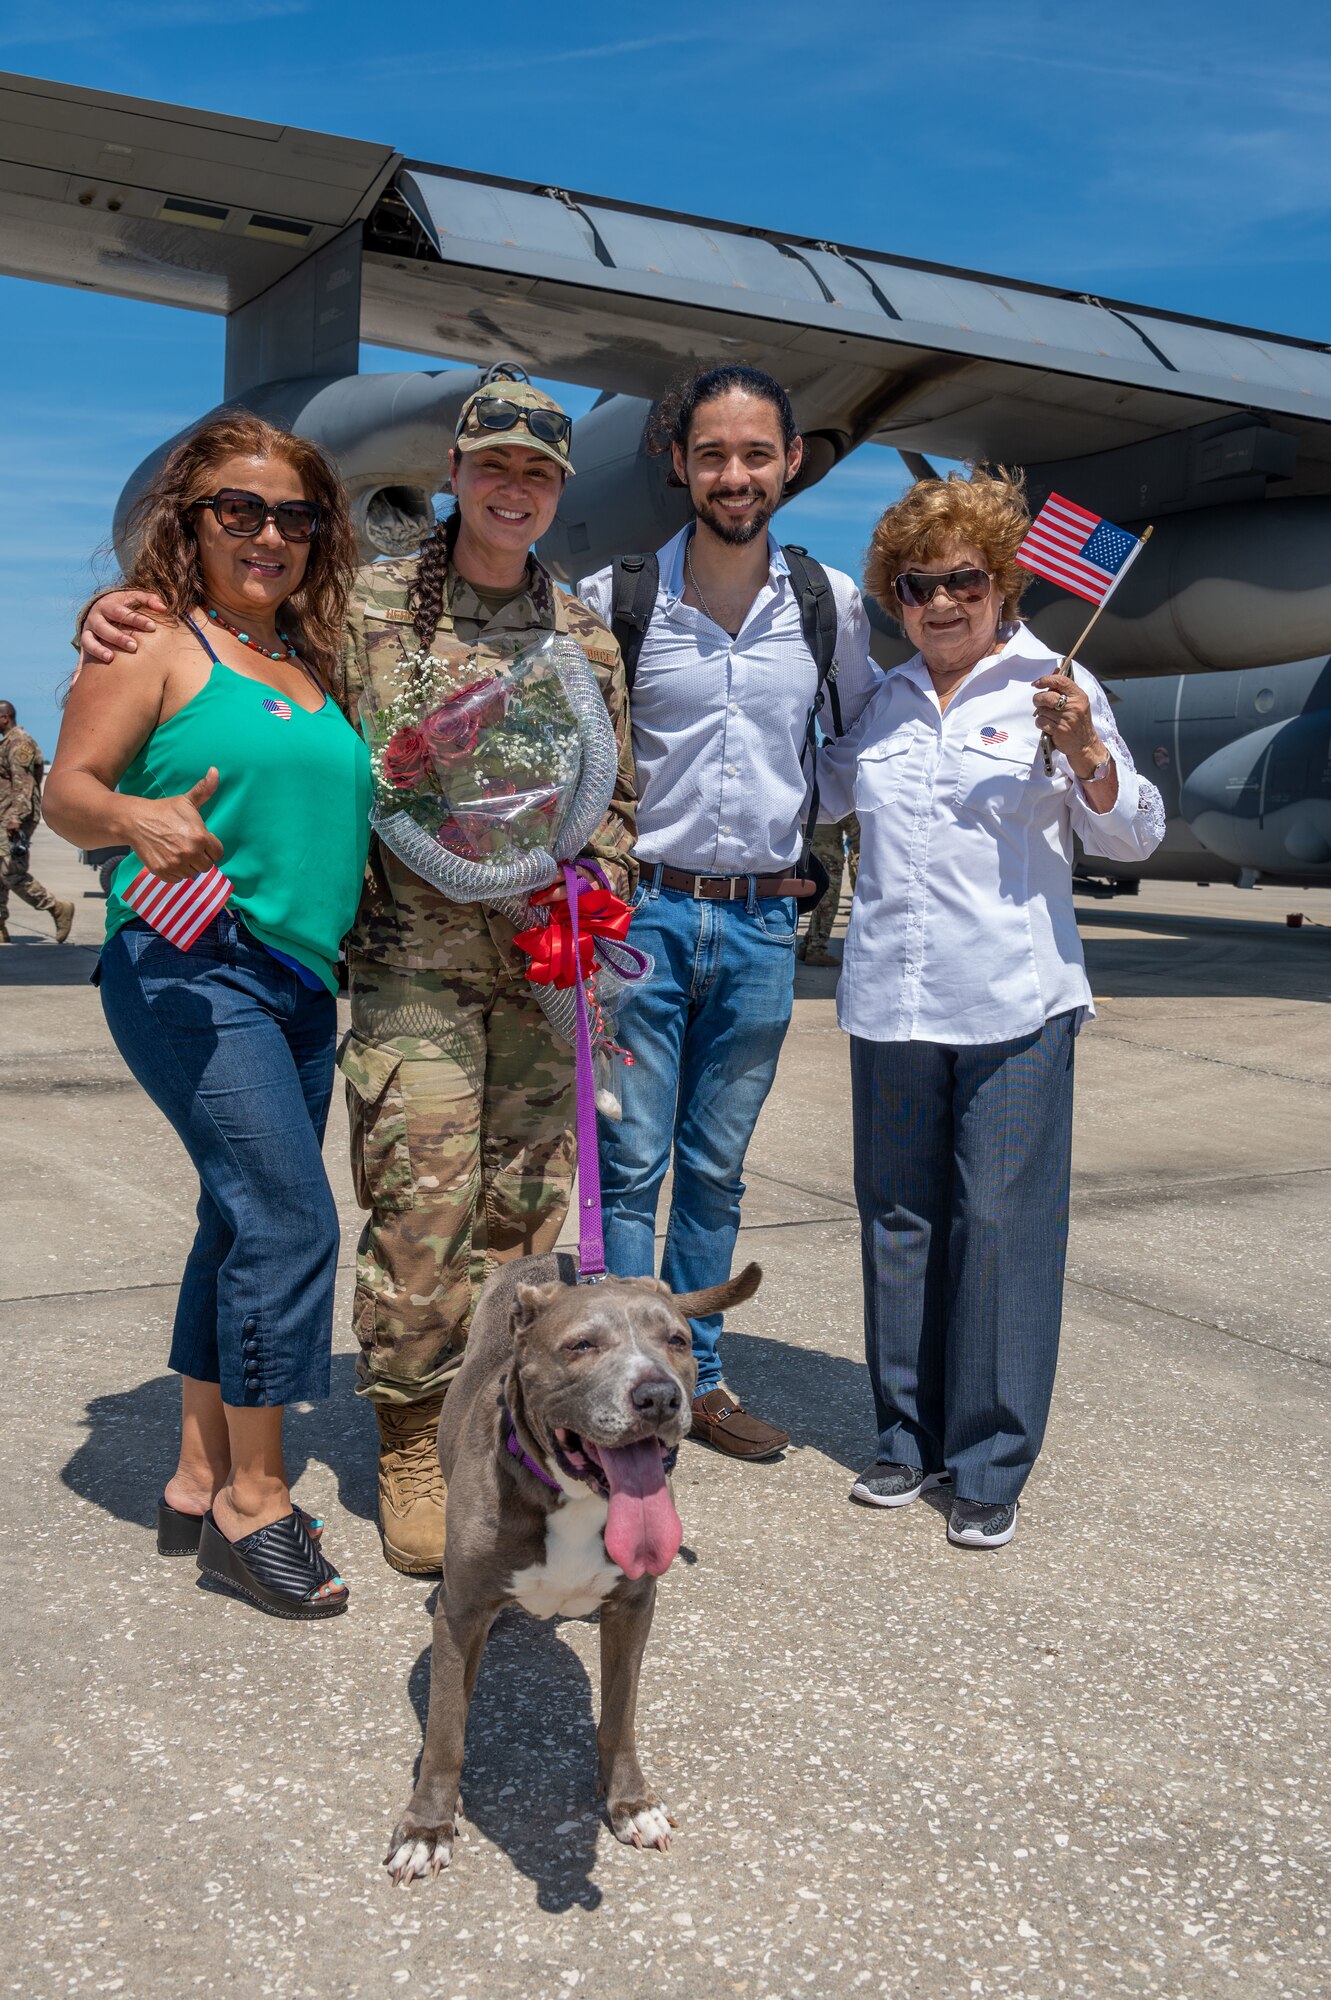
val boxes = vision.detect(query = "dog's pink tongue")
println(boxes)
[592,1440,682,1579]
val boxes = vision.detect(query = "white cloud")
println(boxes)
[0,0,311,48]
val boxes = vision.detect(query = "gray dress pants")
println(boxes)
[849,1010,1077,1505]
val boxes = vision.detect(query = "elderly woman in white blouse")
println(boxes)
[818,468,1164,1550]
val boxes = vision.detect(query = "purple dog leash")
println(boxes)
[563,861,607,1283]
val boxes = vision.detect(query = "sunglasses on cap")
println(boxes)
[893,567,992,608]
[460,396,572,448]
[190,490,320,544]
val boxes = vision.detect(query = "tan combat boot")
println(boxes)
[376,1395,447,1574]
[52,900,75,944]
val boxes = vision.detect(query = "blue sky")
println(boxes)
[5,0,1331,750]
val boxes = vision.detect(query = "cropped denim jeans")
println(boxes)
[598,873,798,1392]
[99,913,339,1407]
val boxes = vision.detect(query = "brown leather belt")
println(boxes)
[656,865,811,900]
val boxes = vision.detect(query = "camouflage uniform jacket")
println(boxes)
[334,552,637,973]
[0,725,44,828]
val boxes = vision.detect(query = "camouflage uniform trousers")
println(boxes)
[339,935,575,1408]
[800,815,860,956]
[0,818,61,924]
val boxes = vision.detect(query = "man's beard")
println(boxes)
[691,487,777,547]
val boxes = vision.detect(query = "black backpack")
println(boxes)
[608,544,845,909]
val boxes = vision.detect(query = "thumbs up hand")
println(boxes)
[125,768,225,880]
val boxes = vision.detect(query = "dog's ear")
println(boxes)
[670,1260,762,1321]
[511,1280,563,1335]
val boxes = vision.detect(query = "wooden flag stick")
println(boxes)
[1040,524,1153,773]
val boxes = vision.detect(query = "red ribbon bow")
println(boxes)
[512,883,634,988]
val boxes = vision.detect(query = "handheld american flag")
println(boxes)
[1017,494,1145,608]
[122,863,233,950]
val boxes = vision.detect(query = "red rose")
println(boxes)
[382,725,429,789]
[436,811,477,859]
[470,679,509,730]
[422,680,496,762]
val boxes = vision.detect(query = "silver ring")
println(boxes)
[1055,691,1068,713]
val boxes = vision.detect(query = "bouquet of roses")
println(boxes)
[362,631,648,1107]
[364,633,599,897]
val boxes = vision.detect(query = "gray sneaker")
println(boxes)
[850,1462,952,1509]
[947,1497,1018,1548]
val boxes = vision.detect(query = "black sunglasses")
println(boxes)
[460,397,572,448]
[190,490,320,543]
[893,567,992,608]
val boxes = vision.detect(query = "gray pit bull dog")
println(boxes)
[385,1249,762,1885]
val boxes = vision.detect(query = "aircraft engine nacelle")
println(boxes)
[539,396,689,584]
[112,372,690,576]
[1180,708,1331,874]
[113,368,496,567]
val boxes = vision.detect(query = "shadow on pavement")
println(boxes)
[402,1608,605,1912]
[1079,911,1331,1003]
[722,1325,873,1473]
[0,940,100,986]
[61,1351,379,1530]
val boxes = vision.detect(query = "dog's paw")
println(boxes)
[608,1798,676,1851]
[384,1817,456,1885]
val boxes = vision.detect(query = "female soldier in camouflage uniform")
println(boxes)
[78,371,636,1576]
[334,374,635,1572]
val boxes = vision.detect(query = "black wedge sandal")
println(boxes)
[157,1496,325,1558]
[196,1510,348,1619]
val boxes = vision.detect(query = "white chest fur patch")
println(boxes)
[508,1496,623,1619]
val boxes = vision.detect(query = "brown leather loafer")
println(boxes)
[688,1388,789,1460]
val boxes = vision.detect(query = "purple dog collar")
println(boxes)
[503,1407,563,1493]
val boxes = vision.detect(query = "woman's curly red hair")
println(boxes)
[864,466,1033,625]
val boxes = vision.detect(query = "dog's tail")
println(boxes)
[672,1260,762,1322]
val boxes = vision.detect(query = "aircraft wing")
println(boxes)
[5,70,1331,492]
[379,167,1331,486]
[0,70,399,316]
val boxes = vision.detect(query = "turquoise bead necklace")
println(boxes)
[207,605,297,662]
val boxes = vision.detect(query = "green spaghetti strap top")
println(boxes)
[105,622,371,993]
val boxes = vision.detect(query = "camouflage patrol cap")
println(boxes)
[454,372,575,476]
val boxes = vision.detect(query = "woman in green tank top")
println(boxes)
[46,413,370,1621]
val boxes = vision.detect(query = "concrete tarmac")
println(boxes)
[3,830,1329,2000]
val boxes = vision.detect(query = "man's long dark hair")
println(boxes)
[645,363,799,472]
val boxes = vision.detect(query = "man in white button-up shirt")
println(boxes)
[579,366,878,1460]
[818,469,1164,1549]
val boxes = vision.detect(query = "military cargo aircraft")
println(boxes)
[3,69,1330,885]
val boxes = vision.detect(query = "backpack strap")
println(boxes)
[782,544,843,738]
[609,553,660,695]
[781,544,845,888]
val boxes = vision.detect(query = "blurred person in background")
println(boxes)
[0,701,74,945]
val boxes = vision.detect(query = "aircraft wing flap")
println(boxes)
[397,166,1331,436]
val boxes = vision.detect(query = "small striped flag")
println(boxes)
[1017,494,1144,607]
[122,863,233,950]
[262,696,292,719]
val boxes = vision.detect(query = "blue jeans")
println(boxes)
[850,1012,1077,1505]
[599,874,797,1392]
[99,914,340,1408]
